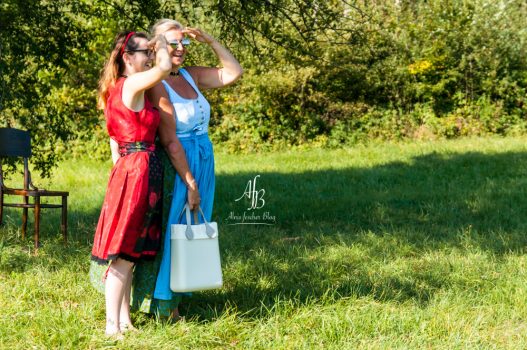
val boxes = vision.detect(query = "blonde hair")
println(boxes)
[97,31,148,110]
[151,18,184,37]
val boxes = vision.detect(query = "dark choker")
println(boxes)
[170,70,180,76]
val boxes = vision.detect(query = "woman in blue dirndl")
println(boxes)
[131,19,243,320]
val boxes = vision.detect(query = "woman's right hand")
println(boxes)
[149,34,168,50]
[150,34,171,72]
[187,183,201,211]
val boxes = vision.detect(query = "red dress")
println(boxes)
[91,78,162,263]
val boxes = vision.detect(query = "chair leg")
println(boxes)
[61,195,68,244]
[34,196,40,250]
[22,196,28,240]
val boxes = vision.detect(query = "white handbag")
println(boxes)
[170,204,223,292]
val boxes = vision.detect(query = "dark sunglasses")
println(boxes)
[125,49,153,56]
[168,38,191,49]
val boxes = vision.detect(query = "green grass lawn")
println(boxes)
[2,136,527,349]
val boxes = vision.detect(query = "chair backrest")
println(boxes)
[0,128,31,158]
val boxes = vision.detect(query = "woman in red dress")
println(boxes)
[91,30,171,337]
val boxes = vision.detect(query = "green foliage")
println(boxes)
[209,66,328,151]
[208,0,527,150]
[0,0,96,176]
[2,0,527,171]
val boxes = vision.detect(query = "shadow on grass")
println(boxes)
[0,205,101,274]
[186,150,527,320]
[2,150,527,320]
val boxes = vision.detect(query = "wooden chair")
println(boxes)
[0,128,69,249]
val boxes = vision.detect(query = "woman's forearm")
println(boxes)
[165,139,197,189]
[184,28,243,88]
[209,40,243,80]
[110,138,120,165]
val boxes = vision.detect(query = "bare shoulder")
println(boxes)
[146,82,168,103]
[147,81,167,96]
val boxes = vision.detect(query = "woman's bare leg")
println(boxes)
[105,258,134,335]
[119,268,137,331]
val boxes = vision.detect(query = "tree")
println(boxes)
[1,0,526,175]
[0,0,95,176]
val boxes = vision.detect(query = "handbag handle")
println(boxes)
[178,203,217,240]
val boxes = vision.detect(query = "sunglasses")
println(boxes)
[168,38,191,49]
[125,49,153,56]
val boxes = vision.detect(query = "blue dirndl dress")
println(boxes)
[153,68,215,301]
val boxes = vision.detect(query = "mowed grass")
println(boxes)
[2,136,527,349]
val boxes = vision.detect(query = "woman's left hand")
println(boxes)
[183,27,215,45]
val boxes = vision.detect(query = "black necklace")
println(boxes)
[170,70,180,76]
